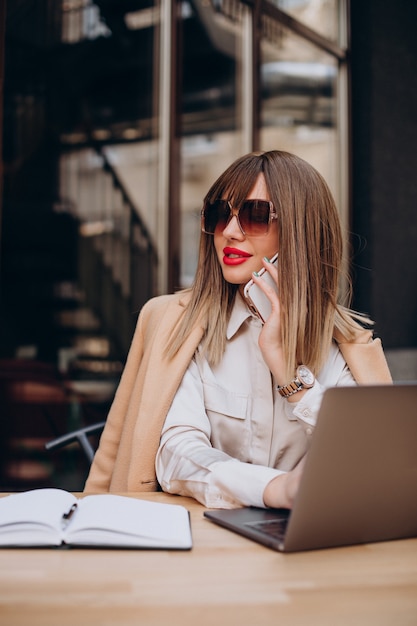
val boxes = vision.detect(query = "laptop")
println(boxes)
[204,384,417,552]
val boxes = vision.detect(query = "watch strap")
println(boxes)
[277,365,315,398]
[276,378,304,398]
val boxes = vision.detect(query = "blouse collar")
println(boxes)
[226,293,259,340]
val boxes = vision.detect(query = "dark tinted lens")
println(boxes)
[239,200,271,235]
[203,200,230,234]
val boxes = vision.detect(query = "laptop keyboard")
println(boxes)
[246,517,289,541]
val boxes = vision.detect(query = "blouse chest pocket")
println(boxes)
[203,381,249,420]
[202,381,250,457]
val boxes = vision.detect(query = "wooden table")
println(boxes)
[0,492,416,625]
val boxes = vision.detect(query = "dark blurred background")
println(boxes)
[0,0,416,491]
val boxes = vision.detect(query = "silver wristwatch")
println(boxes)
[277,365,315,398]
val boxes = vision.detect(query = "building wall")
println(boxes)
[350,0,417,348]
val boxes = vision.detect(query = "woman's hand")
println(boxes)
[252,257,309,403]
[251,258,287,383]
[263,457,306,509]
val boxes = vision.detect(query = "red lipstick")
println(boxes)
[223,247,252,266]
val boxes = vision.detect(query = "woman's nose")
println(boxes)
[222,213,244,239]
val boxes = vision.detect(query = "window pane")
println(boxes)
[259,19,340,201]
[179,0,248,287]
[268,0,340,42]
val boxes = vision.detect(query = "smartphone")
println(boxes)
[243,253,278,323]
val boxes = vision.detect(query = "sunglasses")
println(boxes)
[201,199,277,237]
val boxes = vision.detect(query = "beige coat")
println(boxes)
[84,292,393,493]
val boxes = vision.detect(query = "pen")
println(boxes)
[62,503,78,527]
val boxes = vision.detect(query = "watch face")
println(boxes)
[298,365,315,386]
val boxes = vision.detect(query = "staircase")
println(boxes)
[0,129,160,489]
[0,1,161,490]
[1,142,157,365]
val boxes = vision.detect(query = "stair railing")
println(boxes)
[59,145,158,356]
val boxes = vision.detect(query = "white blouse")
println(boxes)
[156,294,356,509]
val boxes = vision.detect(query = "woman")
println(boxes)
[84,151,392,505]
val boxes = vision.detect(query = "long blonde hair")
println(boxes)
[167,150,371,379]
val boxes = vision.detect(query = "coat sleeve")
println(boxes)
[336,331,393,385]
[84,292,199,493]
[83,306,146,492]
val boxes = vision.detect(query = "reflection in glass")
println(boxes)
[260,20,339,199]
[268,0,339,42]
[179,0,248,287]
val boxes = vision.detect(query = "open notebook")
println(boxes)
[0,490,192,550]
[204,384,417,552]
